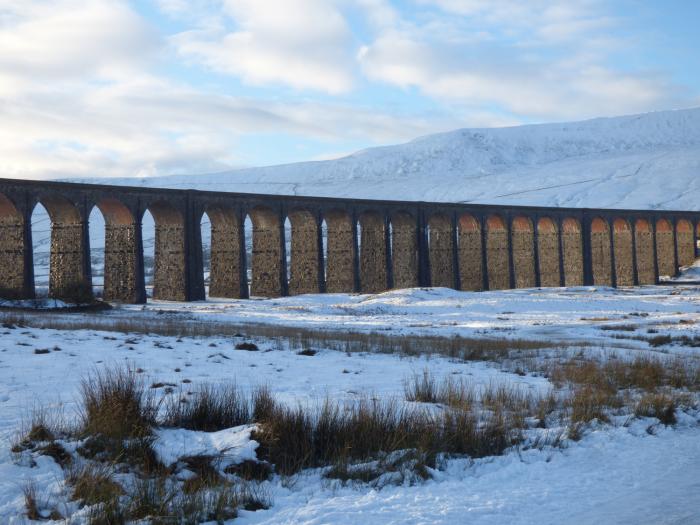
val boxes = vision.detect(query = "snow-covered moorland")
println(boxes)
[1,284,699,524]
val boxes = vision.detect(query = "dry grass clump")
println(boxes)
[404,371,543,424]
[67,463,124,508]
[567,386,616,424]
[549,355,699,393]
[634,392,677,425]
[163,383,250,431]
[253,395,518,476]
[79,365,156,440]
[11,408,68,454]
[23,483,63,521]
[404,370,475,410]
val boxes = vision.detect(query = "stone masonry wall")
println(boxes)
[676,221,695,268]
[325,213,355,293]
[429,215,454,288]
[103,223,139,302]
[0,214,26,297]
[251,210,283,297]
[289,212,320,295]
[562,220,583,286]
[153,223,186,301]
[613,224,634,286]
[537,223,560,288]
[391,215,418,289]
[458,219,482,291]
[590,220,612,286]
[655,224,675,277]
[209,212,242,298]
[511,218,535,288]
[360,214,387,293]
[486,219,510,290]
[635,223,655,284]
[49,222,87,299]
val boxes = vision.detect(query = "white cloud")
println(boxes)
[171,0,355,93]
[0,1,156,88]
[358,2,685,121]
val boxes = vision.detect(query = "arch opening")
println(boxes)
[537,217,560,288]
[321,219,328,284]
[88,206,105,299]
[141,210,155,297]
[512,216,535,288]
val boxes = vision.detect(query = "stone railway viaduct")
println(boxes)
[0,178,699,304]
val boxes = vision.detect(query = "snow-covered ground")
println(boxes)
[1,285,699,523]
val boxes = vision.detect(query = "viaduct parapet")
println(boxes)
[0,178,698,303]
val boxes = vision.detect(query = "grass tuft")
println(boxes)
[164,383,250,432]
[79,365,155,440]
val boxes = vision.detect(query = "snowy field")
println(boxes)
[1,284,699,523]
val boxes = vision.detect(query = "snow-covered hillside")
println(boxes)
[77,107,700,210]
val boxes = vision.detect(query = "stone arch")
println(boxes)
[655,218,675,277]
[324,210,355,293]
[613,218,634,286]
[391,212,418,289]
[537,217,560,287]
[458,214,482,291]
[0,192,29,299]
[512,216,535,288]
[562,218,583,286]
[288,208,320,295]
[204,205,243,298]
[146,201,186,301]
[486,215,510,290]
[428,213,454,288]
[676,219,694,268]
[590,217,612,286]
[92,198,143,303]
[37,194,91,300]
[359,211,387,293]
[249,206,284,297]
[634,219,655,284]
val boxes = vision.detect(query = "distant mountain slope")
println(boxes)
[79,107,700,211]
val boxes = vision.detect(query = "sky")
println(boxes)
[1,0,699,180]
